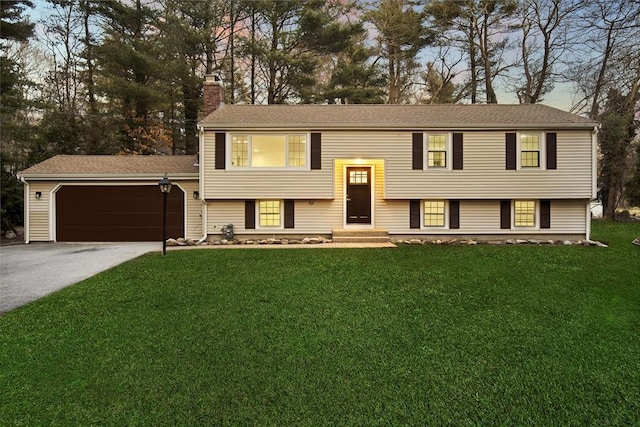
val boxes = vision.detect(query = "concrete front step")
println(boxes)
[332,229,390,243]
[332,236,391,243]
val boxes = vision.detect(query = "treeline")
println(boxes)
[1,0,639,229]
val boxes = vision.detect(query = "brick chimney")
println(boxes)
[203,74,223,118]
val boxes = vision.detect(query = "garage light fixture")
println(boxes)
[159,175,172,255]
[193,191,199,199]
[35,191,42,200]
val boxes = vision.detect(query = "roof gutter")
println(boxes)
[198,123,599,131]
[15,173,199,181]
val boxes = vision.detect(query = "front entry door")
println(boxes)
[346,167,372,224]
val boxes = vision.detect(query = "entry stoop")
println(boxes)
[332,229,390,243]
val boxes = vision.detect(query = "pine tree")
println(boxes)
[366,0,431,104]
[0,0,34,231]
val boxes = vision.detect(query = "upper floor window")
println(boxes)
[231,134,307,168]
[520,133,540,168]
[428,134,447,168]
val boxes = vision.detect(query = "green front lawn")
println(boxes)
[1,222,639,425]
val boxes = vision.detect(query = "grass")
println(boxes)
[1,221,639,426]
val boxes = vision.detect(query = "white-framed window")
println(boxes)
[514,200,536,227]
[230,134,307,168]
[424,200,447,228]
[421,132,451,169]
[519,133,543,169]
[427,134,448,168]
[258,200,282,228]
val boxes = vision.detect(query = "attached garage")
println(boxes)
[18,155,201,243]
[56,185,184,242]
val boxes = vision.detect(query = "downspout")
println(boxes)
[587,125,600,241]
[196,125,208,244]
[197,201,208,243]
[19,176,29,244]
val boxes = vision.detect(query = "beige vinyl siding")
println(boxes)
[383,130,593,199]
[206,200,338,235]
[27,182,57,241]
[176,180,203,239]
[203,130,592,200]
[202,131,333,199]
[548,200,588,234]
[206,199,586,237]
[374,199,586,235]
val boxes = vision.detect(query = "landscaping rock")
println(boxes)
[5,230,16,239]
[506,239,516,245]
[563,240,573,245]
[409,239,422,245]
[166,238,178,246]
[301,237,311,244]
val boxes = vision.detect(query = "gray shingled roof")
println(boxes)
[18,155,199,177]
[200,104,597,129]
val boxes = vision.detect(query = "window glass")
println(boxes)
[259,200,281,227]
[428,134,447,167]
[232,135,248,167]
[424,201,445,227]
[349,170,368,184]
[252,135,286,167]
[288,135,306,167]
[231,134,307,168]
[521,134,540,167]
[514,200,535,226]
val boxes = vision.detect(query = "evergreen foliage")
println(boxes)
[0,0,638,231]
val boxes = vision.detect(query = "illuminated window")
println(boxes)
[288,135,306,167]
[521,134,540,167]
[259,201,281,227]
[349,170,368,184]
[424,201,445,227]
[231,135,248,167]
[231,134,307,168]
[428,134,447,167]
[514,201,535,227]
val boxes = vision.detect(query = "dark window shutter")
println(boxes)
[311,133,321,170]
[500,200,511,229]
[412,133,423,170]
[449,200,460,229]
[245,200,255,230]
[284,200,295,229]
[546,132,557,170]
[506,133,516,170]
[215,132,225,170]
[541,200,551,229]
[453,133,463,170]
[410,200,421,229]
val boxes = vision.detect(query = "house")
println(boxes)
[198,77,598,242]
[18,75,598,243]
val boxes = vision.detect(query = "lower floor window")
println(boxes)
[259,200,281,227]
[514,200,535,227]
[424,200,445,227]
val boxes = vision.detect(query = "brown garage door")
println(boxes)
[56,185,184,242]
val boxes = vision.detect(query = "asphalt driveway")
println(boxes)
[0,242,157,314]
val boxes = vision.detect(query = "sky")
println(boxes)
[27,0,578,113]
